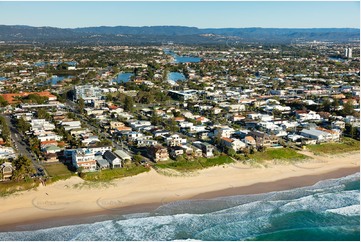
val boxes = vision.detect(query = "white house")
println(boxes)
[214,127,235,138]
[220,137,246,151]
[37,133,62,142]
[72,149,97,172]
[166,134,187,147]
[300,129,333,143]
[296,111,322,121]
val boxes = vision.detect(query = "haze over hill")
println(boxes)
[0,25,359,45]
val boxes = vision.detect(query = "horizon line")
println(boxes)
[1,24,360,30]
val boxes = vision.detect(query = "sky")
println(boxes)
[0,1,359,29]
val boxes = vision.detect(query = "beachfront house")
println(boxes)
[95,156,110,170]
[103,151,122,168]
[150,145,169,162]
[1,162,14,181]
[72,149,97,172]
[193,141,214,157]
[299,128,332,143]
[114,150,132,164]
[220,137,247,152]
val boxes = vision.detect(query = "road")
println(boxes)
[1,114,46,176]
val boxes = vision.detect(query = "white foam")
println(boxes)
[278,190,359,213]
[326,205,360,216]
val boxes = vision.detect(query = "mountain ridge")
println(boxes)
[0,25,359,44]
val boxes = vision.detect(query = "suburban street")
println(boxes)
[1,114,46,175]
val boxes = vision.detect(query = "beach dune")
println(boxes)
[0,151,359,231]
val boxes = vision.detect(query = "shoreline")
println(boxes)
[0,151,359,232]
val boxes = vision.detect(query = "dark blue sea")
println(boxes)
[1,173,359,241]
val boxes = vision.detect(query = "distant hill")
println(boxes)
[0,25,359,45]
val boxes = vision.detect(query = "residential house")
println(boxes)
[136,139,158,147]
[220,137,246,152]
[231,115,246,122]
[214,127,235,138]
[95,156,110,170]
[179,145,195,157]
[30,119,55,132]
[166,134,187,147]
[61,120,82,131]
[114,150,132,163]
[190,145,203,157]
[150,145,169,162]
[1,162,14,181]
[193,141,214,157]
[0,146,16,159]
[103,150,122,168]
[110,121,125,130]
[72,149,97,172]
[127,132,144,142]
[300,128,334,143]
[243,136,256,147]
[331,120,345,130]
[295,110,322,122]
[249,131,279,148]
[37,133,62,142]
[169,146,184,159]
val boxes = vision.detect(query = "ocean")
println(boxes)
[1,173,359,241]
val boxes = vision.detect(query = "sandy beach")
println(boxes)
[0,151,359,231]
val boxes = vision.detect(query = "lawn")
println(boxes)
[248,148,308,163]
[155,155,234,172]
[307,137,360,155]
[44,163,74,182]
[80,165,150,182]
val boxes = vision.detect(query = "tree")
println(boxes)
[0,116,10,143]
[12,155,35,181]
[16,117,31,134]
[0,96,8,107]
[133,153,143,164]
[243,147,250,158]
[124,96,134,112]
[78,98,85,114]
[165,119,179,132]
[227,148,236,157]
[342,101,355,116]
[150,113,161,126]
[321,98,332,112]
[37,109,50,120]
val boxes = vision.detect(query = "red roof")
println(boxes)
[109,105,118,110]
[40,140,58,146]
[221,137,233,143]
[1,91,56,104]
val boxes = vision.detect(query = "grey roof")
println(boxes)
[300,129,326,137]
[96,159,109,167]
[103,150,118,162]
[114,150,131,160]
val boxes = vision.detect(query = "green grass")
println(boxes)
[155,155,234,172]
[248,148,308,163]
[44,163,74,182]
[307,137,360,155]
[80,165,150,182]
[0,180,40,197]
